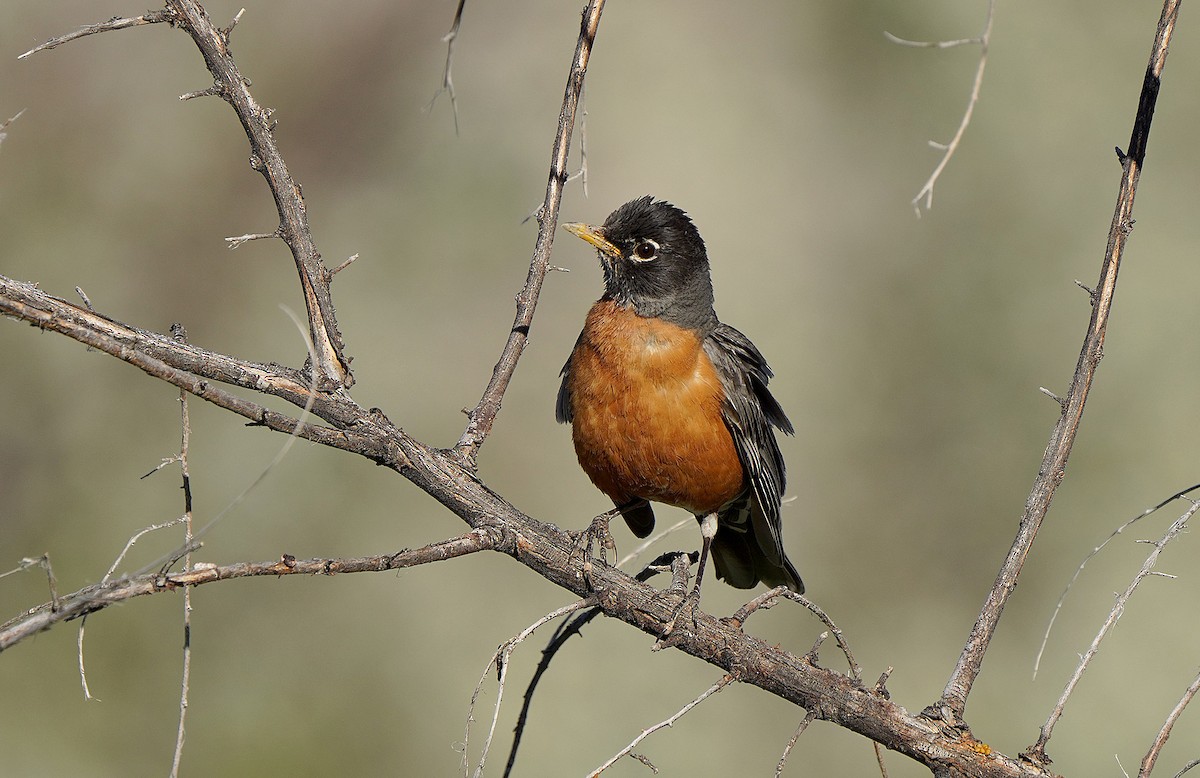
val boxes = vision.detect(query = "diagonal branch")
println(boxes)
[1026,498,1198,762]
[454,0,605,469]
[164,0,352,388]
[18,10,172,58]
[1140,668,1200,778]
[938,0,1182,727]
[22,3,352,389]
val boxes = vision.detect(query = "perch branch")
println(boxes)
[455,0,605,469]
[938,0,1181,726]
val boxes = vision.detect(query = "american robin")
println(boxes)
[557,196,804,600]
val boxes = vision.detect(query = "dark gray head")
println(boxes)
[563,196,717,331]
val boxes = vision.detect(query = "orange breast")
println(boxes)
[567,300,744,515]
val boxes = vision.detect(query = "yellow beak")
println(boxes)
[562,222,622,261]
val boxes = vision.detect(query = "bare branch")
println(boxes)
[1034,483,1200,679]
[18,11,173,59]
[1141,669,1200,777]
[775,710,818,777]
[895,0,995,215]
[224,230,280,249]
[939,0,1182,727]
[1,530,499,653]
[167,325,197,777]
[1026,497,1199,762]
[589,674,734,776]
[455,0,606,468]
[0,108,25,151]
[464,599,594,778]
[162,0,352,388]
[428,0,466,134]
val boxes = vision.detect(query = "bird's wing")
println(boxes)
[555,343,578,424]
[702,323,793,567]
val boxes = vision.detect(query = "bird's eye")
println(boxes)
[632,240,658,261]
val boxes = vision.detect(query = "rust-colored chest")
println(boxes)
[565,300,745,515]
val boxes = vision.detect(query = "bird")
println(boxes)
[557,196,804,605]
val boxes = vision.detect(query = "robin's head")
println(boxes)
[563,196,717,330]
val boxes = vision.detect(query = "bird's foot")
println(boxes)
[570,508,621,587]
[655,587,702,648]
[654,551,703,647]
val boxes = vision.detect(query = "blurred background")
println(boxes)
[2,1,1198,775]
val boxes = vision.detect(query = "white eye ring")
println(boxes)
[631,239,659,262]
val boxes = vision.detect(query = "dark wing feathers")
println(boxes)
[556,345,577,424]
[703,324,803,593]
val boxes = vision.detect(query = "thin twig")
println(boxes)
[0,109,26,151]
[429,0,466,134]
[941,0,1181,724]
[169,324,195,778]
[502,606,603,777]
[589,674,734,776]
[892,0,995,215]
[18,11,173,59]
[463,599,594,778]
[775,711,818,777]
[455,0,606,469]
[874,741,892,777]
[1172,760,1200,778]
[2,531,499,653]
[225,231,279,249]
[1140,668,1200,777]
[777,590,862,681]
[77,516,187,700]
[614,517,692,570]
[1034,483,1200,679]
[1026,498,1198,761]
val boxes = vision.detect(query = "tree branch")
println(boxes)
[165,0,353,389]
[937,0,1182,728]
[0,530,500,652]
[454,0,605,469]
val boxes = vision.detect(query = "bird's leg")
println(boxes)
[571,499,645,586]
[659,512,717,640]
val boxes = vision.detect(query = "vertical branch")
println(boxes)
[938,0,1182,724]
[166,0,352,389]
[455,1,606,469]
[169,324,195,778]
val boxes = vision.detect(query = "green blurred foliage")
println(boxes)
[1,1,1198,775]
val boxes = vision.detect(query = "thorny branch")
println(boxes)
[167,0,353,388]
[938,0,1181,730]
[454,0,606,469]
[0,1,1187,776]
